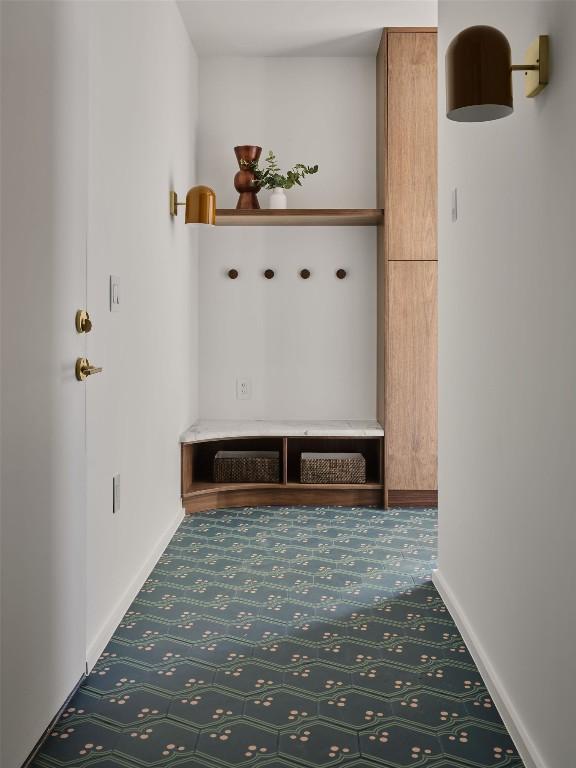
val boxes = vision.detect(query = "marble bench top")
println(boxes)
[180,419,384,444]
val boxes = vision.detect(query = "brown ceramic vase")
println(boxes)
[234,145,262,209]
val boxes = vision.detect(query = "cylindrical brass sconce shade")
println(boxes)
[185,185,216,224]
[446,26,513,122]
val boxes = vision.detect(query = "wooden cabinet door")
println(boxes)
[386,261,437,490]
[387,32,437,261]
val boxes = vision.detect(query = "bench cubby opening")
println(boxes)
[181,422,385,513]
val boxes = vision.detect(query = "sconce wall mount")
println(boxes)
[514,34,549,98]
[446,27,550,122]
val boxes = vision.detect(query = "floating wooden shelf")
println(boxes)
[215,209,383,226]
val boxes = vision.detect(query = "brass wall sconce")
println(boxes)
[446,27,550,122]
[169,186,216,224]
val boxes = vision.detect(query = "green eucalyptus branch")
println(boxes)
[241,150,319,190]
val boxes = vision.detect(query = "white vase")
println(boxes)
[269,188,288,209]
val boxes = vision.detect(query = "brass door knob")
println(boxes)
[75,309,92,333]
[75,358,103,381]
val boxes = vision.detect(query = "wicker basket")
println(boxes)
[300,452,366,484]
[214,450,279,483]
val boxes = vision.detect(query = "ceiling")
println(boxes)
[177,0,437,57]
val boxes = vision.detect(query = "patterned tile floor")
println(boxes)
[33,506,524,768]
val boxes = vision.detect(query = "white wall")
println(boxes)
[1,3,89,766]
[199,57,375,209]
[85,1,199,664]
[199,227,376,420]
[1,2,199,765]
[198,57,377,420]
[436,4,576,768]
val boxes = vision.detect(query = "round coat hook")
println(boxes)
[264,269,275,280]
[228,268,239,279]
[336,269,347,280]
[300,269,311,280]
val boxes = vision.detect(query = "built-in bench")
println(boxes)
[180,419,384,513]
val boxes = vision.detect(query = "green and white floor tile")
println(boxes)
[32,506,523,768]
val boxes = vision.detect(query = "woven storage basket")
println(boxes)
[300,452,366,484]
[214,450,279,483]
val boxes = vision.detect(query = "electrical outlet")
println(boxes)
[113,474,120,514]
[236,377,252,400]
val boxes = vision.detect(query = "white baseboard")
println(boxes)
[432,569,546,768]
[86,507,185,671]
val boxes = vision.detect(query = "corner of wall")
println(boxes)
[433,570,545,768]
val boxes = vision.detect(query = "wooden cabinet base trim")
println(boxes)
[388,489,438,507]
[182,486,436,513]
[183,485,383,514]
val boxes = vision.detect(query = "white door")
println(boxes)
[0,4,88,767]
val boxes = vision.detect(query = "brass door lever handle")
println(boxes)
[75,358,103,381]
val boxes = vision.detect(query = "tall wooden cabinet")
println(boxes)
[377,29,438,506]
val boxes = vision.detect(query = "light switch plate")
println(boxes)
[113,474,120,514]
[451,188,458,223]
[110,275,120,312]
